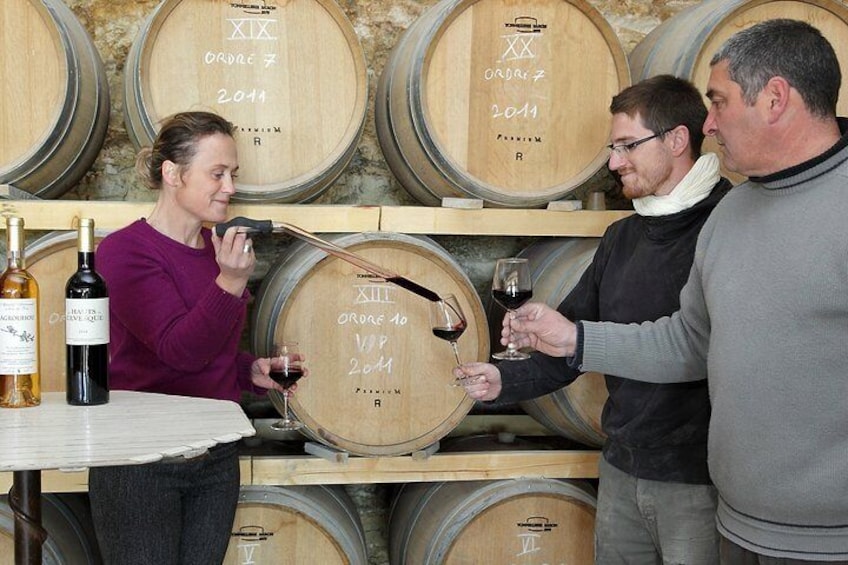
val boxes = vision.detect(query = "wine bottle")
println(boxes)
[65,218,109,405]
[0,216,40,408]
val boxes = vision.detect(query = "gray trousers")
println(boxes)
[88,442,240,565]
[595,456,719,565]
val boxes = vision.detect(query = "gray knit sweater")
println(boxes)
[580,128,848,560]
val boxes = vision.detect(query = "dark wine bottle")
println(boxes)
[65,218,109,405]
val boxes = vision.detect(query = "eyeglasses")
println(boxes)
[607,129,670,157]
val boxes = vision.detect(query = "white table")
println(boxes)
[0,391,256,564]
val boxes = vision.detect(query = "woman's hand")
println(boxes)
[249,357,308,393]
[212,226,255,297]
[249,357,281,392]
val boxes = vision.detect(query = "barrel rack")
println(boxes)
[0,199,631,491]
[0,199,631,236]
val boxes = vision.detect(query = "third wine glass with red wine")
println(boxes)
[491,257,533,360]
[269,341,304,431]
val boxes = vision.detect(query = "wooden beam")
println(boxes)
[0,201,382,233]
[0,451,599,492]
[251,450,600,485]
[0,200,628,236]
[379,206,631,236]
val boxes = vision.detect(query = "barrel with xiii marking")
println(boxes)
[252,232,489,457]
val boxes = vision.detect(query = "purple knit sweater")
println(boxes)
[96,219,258,402]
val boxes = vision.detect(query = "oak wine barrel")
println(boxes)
[225,486,367,565]
[375,0,630,208]
[389,478,597,564]
[124,0,368,203]
[629,0,848,185]
[252,232,488,456]
[0,0,109,198]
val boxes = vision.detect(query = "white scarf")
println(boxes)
[632,153,721,217]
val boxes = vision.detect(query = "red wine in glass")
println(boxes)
[269,367,304,390]
[492,289,533,311]
[271,342,305,431]
[432,320,467,343]
[492,258,533,361]
[429,295,467,381]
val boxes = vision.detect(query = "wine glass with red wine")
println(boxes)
[491,257,533,361]
[430,294,468,383]
[269,341,305,431]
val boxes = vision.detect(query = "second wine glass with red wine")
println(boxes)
[430,294,467,364]
[269,341,305,431]
[491,257,533,360]
[430,294,469,385]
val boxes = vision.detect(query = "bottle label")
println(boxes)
[0,299,38,373]
[65,298,110,345]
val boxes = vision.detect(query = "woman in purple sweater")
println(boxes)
[88,111,285,564]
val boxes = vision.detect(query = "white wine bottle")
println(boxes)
[65,217,109,405]
[0,216,40,408]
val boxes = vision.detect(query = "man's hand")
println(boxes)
[453,362,502,401]
[503,302,577,358]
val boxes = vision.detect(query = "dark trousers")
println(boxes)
[720,536,848,565]
[89,442,240,565]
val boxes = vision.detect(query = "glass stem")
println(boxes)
[283,390,290,421]
[450,341,462,365]
[506,309,516,351]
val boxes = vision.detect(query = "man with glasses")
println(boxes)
[455,74,731,564]
[468,19,848,563]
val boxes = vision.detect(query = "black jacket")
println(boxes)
[497,179,732,483]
